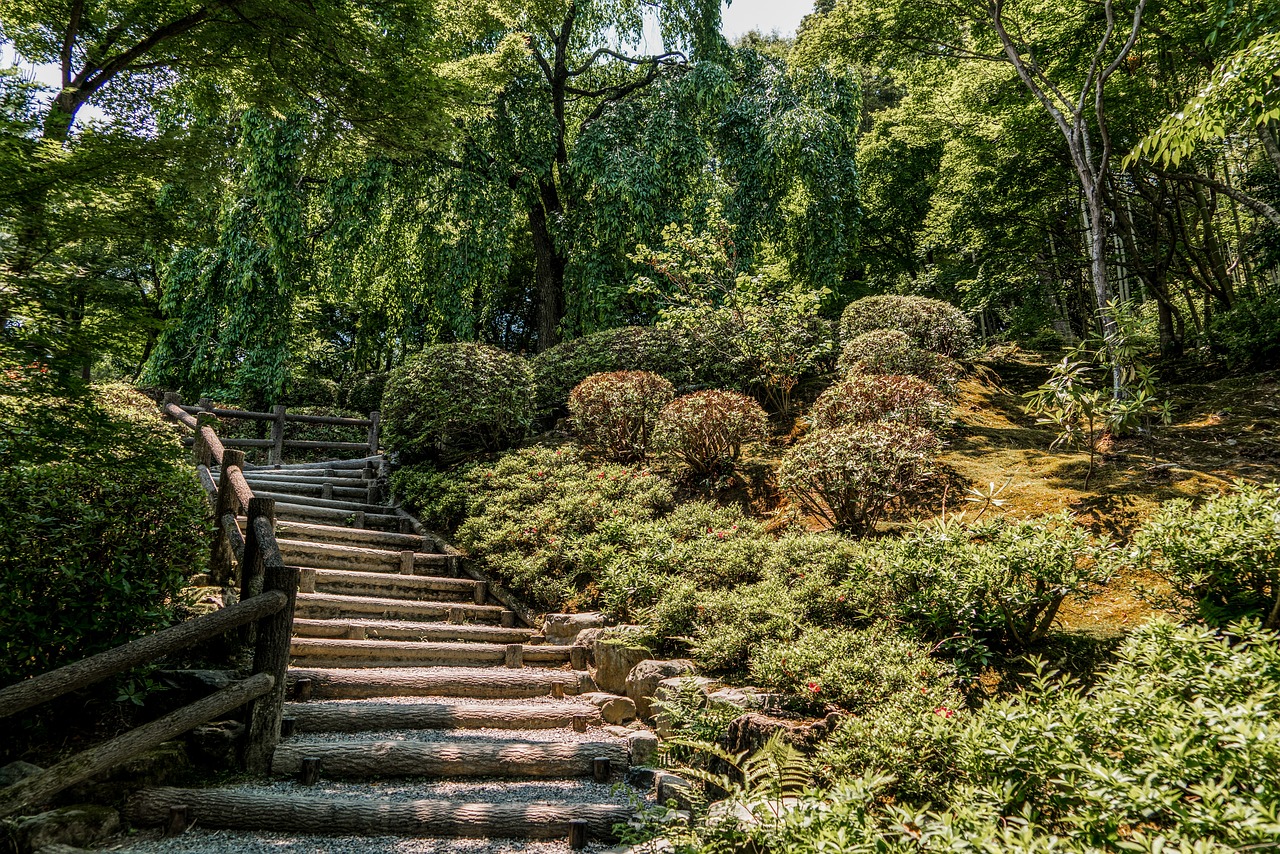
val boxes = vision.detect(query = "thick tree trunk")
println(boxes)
[529,195,565,352]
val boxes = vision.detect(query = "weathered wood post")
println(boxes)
[211,449,246,587]
[193,413,217,467]
[270,405,286,465]
[243,521,299,775]
[162,392,182,407]
[367,410,380,457]
[240,498,276,649]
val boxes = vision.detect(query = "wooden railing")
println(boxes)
[0,404,300,819]
[163,394,380,464]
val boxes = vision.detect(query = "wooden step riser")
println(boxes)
[307,573,477,603]
[271,740,629,780]
[289,644,570,670]
[271,505,400,531]
[295,595,502,625]
[280,543,450,575]
[217,467,370,481]
[243,481,373,501]
[288,668,596,700]
[284,701,600,732]
[253,491,385,514]
[292,619,532,645]
[128,789,627,840]
[275,521,430,552]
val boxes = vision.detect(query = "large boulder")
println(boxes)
[593,640,652,695]
[627,730,660,767]
[543,613,608,646]
[581,692,638,724]
[0,760,42,788]
[625,659,696,720]
[14,806,119,852]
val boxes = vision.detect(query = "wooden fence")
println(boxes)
[0,405,300,819]
[164,394,380,464]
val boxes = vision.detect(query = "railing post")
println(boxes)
[241,498,276,612]
[193,413,217,468]
[270,405,286,465]
[163,392,182,407]
[367,410,381,457]
[211,449,246,587]
[243,551,299,775]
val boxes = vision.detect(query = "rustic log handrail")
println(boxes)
[0,591,287,722]
[169,396,380,463]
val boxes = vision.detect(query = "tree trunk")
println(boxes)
[528,193,565,352]
[1259,122,1280,180]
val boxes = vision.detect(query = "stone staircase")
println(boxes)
[128,457,637,849]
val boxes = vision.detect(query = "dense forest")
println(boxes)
[2,0,1280,852]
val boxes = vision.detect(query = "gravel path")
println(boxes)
[110,830,621,854]
[296,697,596,709]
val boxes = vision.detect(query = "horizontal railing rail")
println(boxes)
[165,395,380,464]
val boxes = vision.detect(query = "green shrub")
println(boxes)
[284,374,340,407]
[568,371,675,461]
[530,326,714,421]
[779,422,940,535]
[341,371,390,414]
[1132,481,1280,626]
[1209,293,1280,369]
[406,446,676,609]
[750,625,956,714]
[0,381,209,684]
[684,621,1280,852]
[837,329,959,387]
[282,405,367,464]
[382,343,534,463]
[809,373,951,431]
[876,514,1107,661]
[839,294,975,356]
[653,390,769,477]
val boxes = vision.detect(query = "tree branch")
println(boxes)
[1153,169,1280,228]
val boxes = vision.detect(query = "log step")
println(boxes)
[275,521,430,552]
[271,738,629,779]
[278,538,450,574]
[304,568,476,602]
[214,468,369,482]
[265,504,400,530]
[127,787,628,840]
[295,593,502,625]
[244,456,381,472]
[284,698,600,732]
[289,638,571,669]
[252,491,386,514]
[292,618,533,645]
[287,667,596,699]
[240,479,372,500]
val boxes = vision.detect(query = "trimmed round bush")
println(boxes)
[810,373,952,431]
[653,390,768,476]
[569,371,675,461]
[382,343,534,462]
[531,326,700,421]
[838,330,958,387]
[780,422,941,535]
[840,294,975,356]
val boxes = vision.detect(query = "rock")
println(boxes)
[593,640,652,695]
[14,806,119,852]
[604,725,634,738]
[723,712,843,756]
[706,687,764,713]
[186,720,245,769]
[0,760,43,787]
[543,613,608,645]
[581,692,638,724]
[155,669,236,693]
[654,770,695,810]
[627,730,660,767]
[574,628,607,662]
[626,659,696,720]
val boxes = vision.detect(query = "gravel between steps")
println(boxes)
[293,696,594,709]
[282,727,628,745]
[112,830,619,854]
